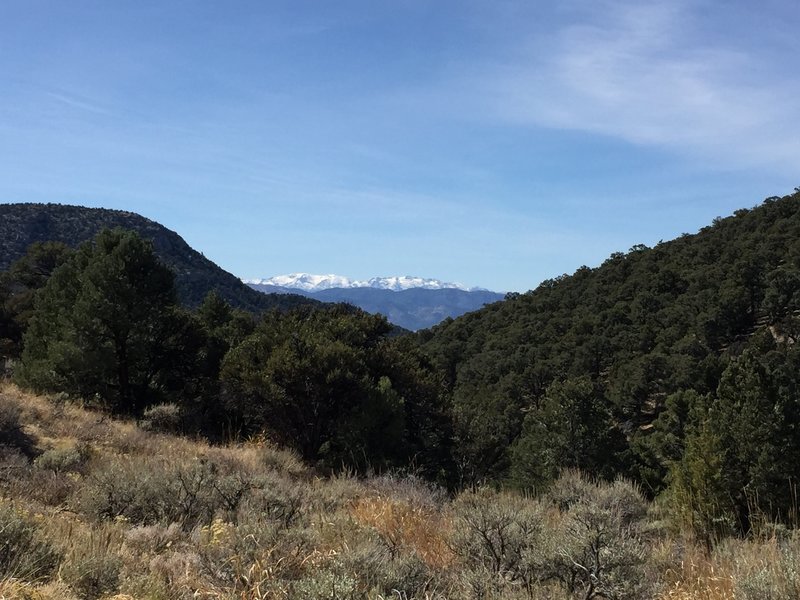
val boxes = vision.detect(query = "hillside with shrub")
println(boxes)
[2,383,798,600]
[2,228,449,484]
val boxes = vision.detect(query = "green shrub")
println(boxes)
[58,526,123,600]
[0,394,35,455]
[722,535,800,600]
[134,550,200,599]
[366,473,446,511]
[0,395,21,440]
[124,522,184,555]
[448,565,536,600]
[308,471,363,514]
[238,472,308,528]
[140,403,183,434]
[117,571,176,600]
[60,552,121,600]
[449,473,656,600]
[543,472,654,600]
[0,501,61,582]
[191,517,323,594]
[374,552,433,598]
[24,469,76,506]
[0,445,30,490]
[260,443,309,479]
[337,538,390,593]
[338,536,437,599]
[290,566,358,600]
[34,443,90,474]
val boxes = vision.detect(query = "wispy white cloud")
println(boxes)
[45,91,113,116]
[455,0,800,171]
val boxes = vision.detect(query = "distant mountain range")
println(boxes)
[246,273,505,330]
[246,273,486,293]
[0,203,317,313]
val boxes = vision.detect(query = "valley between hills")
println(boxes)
[2,189,800,598]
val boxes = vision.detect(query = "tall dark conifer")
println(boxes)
[18,229,184,413]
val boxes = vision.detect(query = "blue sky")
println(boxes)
[1,0,798,292]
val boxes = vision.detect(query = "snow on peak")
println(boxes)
[243,273,482,292]
[366,276,468,291]
[244,273,355,292]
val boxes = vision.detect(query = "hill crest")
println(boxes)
[0,203,315,313]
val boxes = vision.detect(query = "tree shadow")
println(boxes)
[0,396,37,459]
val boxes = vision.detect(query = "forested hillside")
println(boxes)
[0,203,316,313]
[419,189,800,534]
[1,228,448,481]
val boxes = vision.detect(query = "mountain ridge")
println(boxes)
[245,273,488,292]
[417,189,800,488]
[246,280,505,330]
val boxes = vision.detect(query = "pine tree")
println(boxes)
[18,229,187,413]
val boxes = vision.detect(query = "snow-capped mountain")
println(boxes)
[247,273,354,292]
[243,273,483,293]
[243,273,504,331]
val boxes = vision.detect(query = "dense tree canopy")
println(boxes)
[0,203,319,312]
[0,241,72,359]
[418,190,800,523]
[221,305,452,479]
[672,333,800,535]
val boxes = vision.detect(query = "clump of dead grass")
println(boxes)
[351,495,454,569]
[658,546,736,600]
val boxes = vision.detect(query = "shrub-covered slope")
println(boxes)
[0,203,316,312]
[2,382,796,600]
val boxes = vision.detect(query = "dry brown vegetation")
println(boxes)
[1,382,798,599]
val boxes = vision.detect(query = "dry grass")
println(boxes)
[3,380,799,599]
[0,579,79,600]
[351,495,454,569]
[658,548,736,600]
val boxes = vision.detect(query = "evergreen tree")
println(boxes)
[669,403,734,543]
[18,229,193,413]
[0,241,72,358]
[671,336,800,535]
[221,306,452,477]
[221,307,400,468]
[509,376,624,490]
